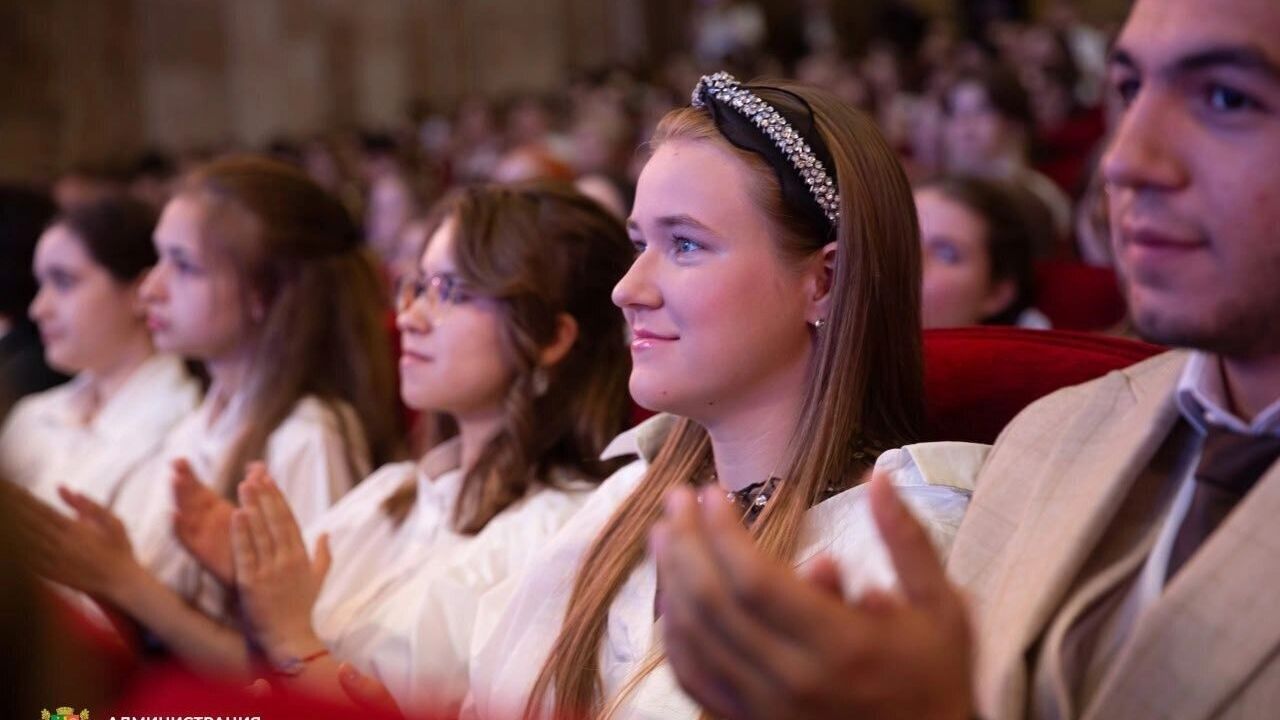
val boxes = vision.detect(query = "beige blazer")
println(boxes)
[949,350,1280,720]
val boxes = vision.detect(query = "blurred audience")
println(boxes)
[916,176,1052,329]
[0,185,66,413]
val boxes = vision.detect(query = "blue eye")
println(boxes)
[931,242,961,265]
[630,239,647,255]
[673,236,704,254]
[1206,84,1259,113]
[165,253,203,276]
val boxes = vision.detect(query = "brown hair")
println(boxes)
[384,182,635,533]
[58,196,159,283]
[529,81,925,718]
[918,175,1048,325]
[178,155,404,494]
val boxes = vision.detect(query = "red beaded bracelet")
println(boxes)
[271,648,331,678]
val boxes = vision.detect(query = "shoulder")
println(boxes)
[146,354,203,400]
[0,383,73,458]
[517,476,597,517]
[331,460,417,511]
[796,442,985,594]
[568,457,649,525]
[279,396,351,432]
[265,397,357,455]
[986,349,1186,450]
[949,350,1186,572]
[263,396,370,483]
[5,381,73,423]
[515,458,647,568]
[600,413,679,464]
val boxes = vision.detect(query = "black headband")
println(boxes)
[692,72,840,238]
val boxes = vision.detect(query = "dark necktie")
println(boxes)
[1166,427,1280,581]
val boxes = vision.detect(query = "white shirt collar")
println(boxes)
[1175,351,1280,437]
[600,413,678,463]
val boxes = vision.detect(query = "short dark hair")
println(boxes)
[0,185,57,319]
[57,196,159,283]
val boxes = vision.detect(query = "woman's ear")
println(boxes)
[538,313,580,368]
[805,241,838,324]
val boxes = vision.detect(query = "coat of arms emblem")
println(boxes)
[41,708,89,720]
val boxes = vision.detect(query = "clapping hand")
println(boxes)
[652,471,976,720]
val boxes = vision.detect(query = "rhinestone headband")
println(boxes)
[691,71,840,226]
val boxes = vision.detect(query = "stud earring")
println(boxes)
[810,318,826,330]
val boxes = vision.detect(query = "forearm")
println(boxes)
[109,566,251,675]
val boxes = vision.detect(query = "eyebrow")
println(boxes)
[161,243,195,261]
[625,214,716,234]
[1110,44,1280,82]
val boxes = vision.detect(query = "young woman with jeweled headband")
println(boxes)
[447,73,984,720]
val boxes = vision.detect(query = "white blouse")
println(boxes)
[465,414,988,720]
[302,439,597,717]
[0,354,200,508]
[114,392,369,621]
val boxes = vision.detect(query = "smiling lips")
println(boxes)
[1117,219,1209,272]
[1121,224,1205,251]
[630,327,678,351]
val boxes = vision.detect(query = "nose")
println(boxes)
[611,247,661,311]
[28,284,51,323]
[139,262,167,304]
[1101,89,1189,195]
[395,294,434,336]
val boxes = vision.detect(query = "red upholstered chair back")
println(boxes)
[1034,261,1127,331]
[924,327,1164,444]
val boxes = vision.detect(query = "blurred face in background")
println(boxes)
[29,223,148,374]
[365,173,416,262]
[916,188,1015,328]
[141,195,251,364]
[944,81,1016,173]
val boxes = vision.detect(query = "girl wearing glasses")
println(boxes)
[174,182,634,714]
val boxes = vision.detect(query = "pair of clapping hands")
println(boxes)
[328,471,981,720]
[20,462,976,719]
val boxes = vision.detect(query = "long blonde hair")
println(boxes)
[528,81,924,718]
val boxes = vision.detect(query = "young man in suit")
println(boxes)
[652,0,1280,717]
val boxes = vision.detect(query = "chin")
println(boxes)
[150,334,183,355]
[628,375,681,414]
[1129,300,1216,349]
[400,382,442,412]
[44,351,80,375]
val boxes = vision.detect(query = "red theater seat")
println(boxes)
[924,327,1163,444]
[1034,261,1127,331]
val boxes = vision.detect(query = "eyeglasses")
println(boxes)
[394,271,479,317]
